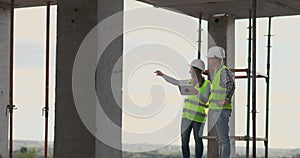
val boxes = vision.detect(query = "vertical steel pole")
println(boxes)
[252,0,257,157]
[198,13,202,59]
[246,9,252,158]
[9,0,15,157]
[265,16,272,158]
[44,1,51,158]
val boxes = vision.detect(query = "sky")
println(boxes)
[10,0,300,150]
[13,6,57,142]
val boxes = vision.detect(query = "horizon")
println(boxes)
[12,139,300,150]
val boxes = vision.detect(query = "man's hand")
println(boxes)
[154,70,164,76]
[217,100,229,107]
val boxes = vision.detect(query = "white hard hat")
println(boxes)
[207,46,225,59]
[189,59,205,71]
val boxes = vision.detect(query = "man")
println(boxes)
[207,46,235,158]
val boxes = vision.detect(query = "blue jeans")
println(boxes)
[181,118,204,158]
[209,109,231,158]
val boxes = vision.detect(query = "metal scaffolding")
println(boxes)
[265,16,272,158]
[197,13,202,59]
[43,1,52,158]
[246,9,252,158]
[252,1,258,156]
[198,1,273,157]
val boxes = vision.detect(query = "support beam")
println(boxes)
[198,13,202,59]
[264,16,272,158]
[43,1,51,158]
[207,14,235,158]
[252,0,257,157]
[0,7,10,158]
[154,0,240,7]
[8,0,14,157]
[246,9,252,158]
[95,0,123,157]
[54,0,123,157]
[54,1,97,157]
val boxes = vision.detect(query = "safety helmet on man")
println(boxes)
[207,46,225,59]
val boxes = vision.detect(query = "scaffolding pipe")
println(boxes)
[198,13,202,59]
[235,75,263,79]
[230,68,248,72]
[246,9,252,158]
[44,1,51,158]
[252,0,257,157]
[265,16,272,158]
[9,0,15,157]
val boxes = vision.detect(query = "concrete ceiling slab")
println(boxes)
[0,0,57,8]
[137,0,300,19]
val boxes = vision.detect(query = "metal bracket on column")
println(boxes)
[251,110,259,114]
[42,107,49,117]
[6,105,17,116]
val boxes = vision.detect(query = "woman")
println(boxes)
[155,59,211,158]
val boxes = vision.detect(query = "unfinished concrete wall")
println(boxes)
[208,15,235,158]
[54,0,123,157]
[0,7,10,158]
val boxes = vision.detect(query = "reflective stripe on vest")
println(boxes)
[183,108,207,118]
[209,66,233,110]
[184,99,209,108]
[211,89,226,95]
[182,80,210,123]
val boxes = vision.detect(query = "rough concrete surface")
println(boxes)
[0,7,10,158]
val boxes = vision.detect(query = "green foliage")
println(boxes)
[15,148,37,158]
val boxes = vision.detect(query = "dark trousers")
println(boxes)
[181,118,204,158]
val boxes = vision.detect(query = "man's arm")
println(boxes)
[220,69,235,103]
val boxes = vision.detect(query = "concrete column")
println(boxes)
[0,7,10,158]
[95,0,123,157]
[207,15,235,158]
[54,0,123,157]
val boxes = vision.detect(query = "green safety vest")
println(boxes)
[209,66,233,110]
[182,80,211,123]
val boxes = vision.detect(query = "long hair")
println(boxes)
[192,67,204,87]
